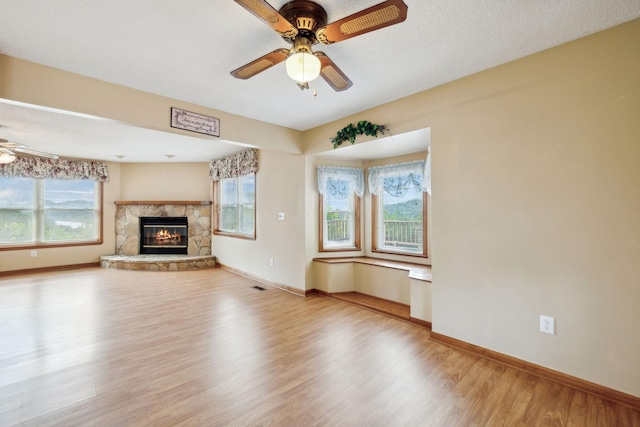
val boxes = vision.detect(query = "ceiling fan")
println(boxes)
[0,138,59,164]
[231,0,408,91]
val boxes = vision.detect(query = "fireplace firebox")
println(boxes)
[139,217,188,255]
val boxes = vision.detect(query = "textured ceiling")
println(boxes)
[0,0,638,162]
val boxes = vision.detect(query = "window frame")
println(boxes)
[0,178,104,251]
[318,192,361,252]
[371,183,428,259]
[212,173,256,240]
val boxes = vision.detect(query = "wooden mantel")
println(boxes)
[115,201,212,205]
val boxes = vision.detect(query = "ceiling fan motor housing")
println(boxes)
[279,0,328,45]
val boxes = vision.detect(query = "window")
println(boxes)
[317,166,363,251]
[0,177,102,248]
[369,160,427,257]
[213,173,256,239]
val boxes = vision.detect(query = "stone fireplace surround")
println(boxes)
[101,201,216,271]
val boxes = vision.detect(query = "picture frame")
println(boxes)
[170,107,220,137]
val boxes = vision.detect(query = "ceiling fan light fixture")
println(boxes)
[286,51,321,85]
[0,151,16,164]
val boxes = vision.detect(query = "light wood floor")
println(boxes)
[0,268,638,426]
[326,292,411,321]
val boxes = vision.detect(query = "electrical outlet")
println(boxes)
[540,315,555,335]
[269,258,274,266]
[30,250,37,257]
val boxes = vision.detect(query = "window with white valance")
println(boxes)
[367,159,428,196]
[368,157,428,257]
[317,166,364,251]
[317,166,365,198]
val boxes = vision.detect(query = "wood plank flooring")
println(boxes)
[326,291,411,321]
[0,268,638,426]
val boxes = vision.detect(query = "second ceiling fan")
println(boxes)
[231,0,408,91]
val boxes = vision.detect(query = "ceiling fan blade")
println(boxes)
[12,146,59,159]
[234,0,298,39]
[316,0,408,44]
[314,52,353,92]
[231,49,290,79]
[0,139,24,149]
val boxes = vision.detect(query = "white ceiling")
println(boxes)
[0,0,638,163]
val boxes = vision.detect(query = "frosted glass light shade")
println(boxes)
[0,152,16,164]
[285,52,321,84]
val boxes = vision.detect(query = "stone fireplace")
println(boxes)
[114,201,211,256]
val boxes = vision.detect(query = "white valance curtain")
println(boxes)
[209,148,258,181]
[0,157,110,182]
[367,158,429,196]
[317,166,364,198]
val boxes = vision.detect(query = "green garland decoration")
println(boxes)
[331,121,388,149]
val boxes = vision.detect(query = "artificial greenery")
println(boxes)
[331,121,388,148]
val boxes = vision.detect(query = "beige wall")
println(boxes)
[304,19,640,397]
[354,264,410,305]
[431,23,639,396]
[212,149,307,290]
[0,55,303,154]
[119,162,211,201]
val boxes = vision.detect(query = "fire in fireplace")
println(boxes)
[139,217,188,255]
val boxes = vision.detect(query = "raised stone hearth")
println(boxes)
[101,255,217,271]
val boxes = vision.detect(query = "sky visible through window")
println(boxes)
[0,178,95,208]
[0,177,33,208]
[222,175,255,203]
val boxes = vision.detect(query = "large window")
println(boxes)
[0,177,102,248]
[213,173,256,239]
[369,161,427,257]
[317,166,363,251]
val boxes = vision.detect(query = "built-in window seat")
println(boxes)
[312,257,432,328]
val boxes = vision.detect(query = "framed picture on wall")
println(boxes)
[170,107,220,137]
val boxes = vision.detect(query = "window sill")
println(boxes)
[0,240,104,251]
[313,256,432,282]
[372,248,428,259]
[319,247,361,252]
[212,231,256,241]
